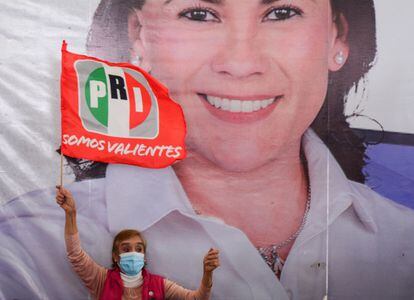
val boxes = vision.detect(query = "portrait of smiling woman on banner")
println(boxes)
[0,0,414,299]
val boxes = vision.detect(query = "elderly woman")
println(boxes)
[0,0,413,299]
[56,186,219,300]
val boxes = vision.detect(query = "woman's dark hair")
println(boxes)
[312,0,377,183]
[72,0,376,183]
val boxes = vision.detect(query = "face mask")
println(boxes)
[118,252,145,276]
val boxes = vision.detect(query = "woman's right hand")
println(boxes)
[56,186,76,214]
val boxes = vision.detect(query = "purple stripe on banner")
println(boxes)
[364,143,414,209]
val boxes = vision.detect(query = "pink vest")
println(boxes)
[100,268,165,300]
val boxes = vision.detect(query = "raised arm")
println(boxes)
[56,186,107,298]
[56,186,78,235]
[165,248,220,300]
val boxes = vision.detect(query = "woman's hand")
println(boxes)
[201,248,220,289]
[203,248,220,273]
[56,186,78,235]
[56,186,76,215]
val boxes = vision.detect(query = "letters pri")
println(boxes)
[76,61,158,139]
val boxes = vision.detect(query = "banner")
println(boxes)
[61,41,186,168]
[1,1,414,299]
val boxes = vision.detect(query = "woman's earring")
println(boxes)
[131,55,142,66]
[335,51,345,65]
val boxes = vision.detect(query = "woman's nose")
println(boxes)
[211,34,268,79]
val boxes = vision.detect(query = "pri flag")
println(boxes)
[60,41,186,168]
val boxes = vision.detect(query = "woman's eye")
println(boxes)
[179,8,220,22]
[263,6,302,22]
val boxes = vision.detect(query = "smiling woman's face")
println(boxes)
[132,0,348,171]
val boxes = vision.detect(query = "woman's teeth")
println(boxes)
[205,96,275,113]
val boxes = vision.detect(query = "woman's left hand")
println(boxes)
[203,248,220,273]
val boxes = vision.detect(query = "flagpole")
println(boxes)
[60,147,64,187]
[59,40,65,189]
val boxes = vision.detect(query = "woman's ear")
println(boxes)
[112,252,119,264]
[128,9,151,72]
[328,13,350,72]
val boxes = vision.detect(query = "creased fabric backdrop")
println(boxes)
[0,0,414,299]
[0,0,100,203]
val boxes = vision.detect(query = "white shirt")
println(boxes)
[0,130,413,300]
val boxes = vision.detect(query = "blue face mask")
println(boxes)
[118,252,145,276]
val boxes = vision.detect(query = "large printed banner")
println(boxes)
[0,0,414,299]
[61,42,186,168]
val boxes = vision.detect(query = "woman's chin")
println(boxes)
[184,138,280,173]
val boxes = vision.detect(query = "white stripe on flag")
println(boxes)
[133,87,143,112]
[104,66,130,137]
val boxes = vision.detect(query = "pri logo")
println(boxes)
[75,60,159,138]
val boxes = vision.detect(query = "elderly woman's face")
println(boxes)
[118,235,145,254]
[113,235,145,263]
[133,0,347,171]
